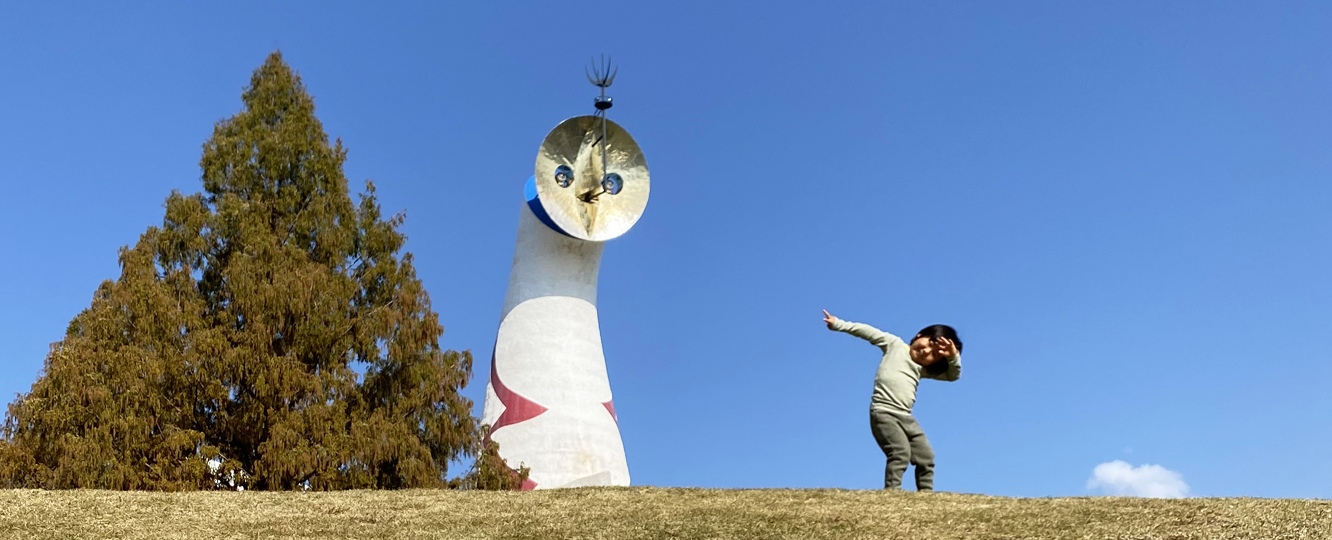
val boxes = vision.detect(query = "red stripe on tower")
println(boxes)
[486,351,548,439]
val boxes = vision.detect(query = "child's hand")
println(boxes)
[934,337,959,358]
[822,309,837,330]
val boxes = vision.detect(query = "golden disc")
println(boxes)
[534,116,649,241]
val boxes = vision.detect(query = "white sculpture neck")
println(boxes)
[500,204,605,322]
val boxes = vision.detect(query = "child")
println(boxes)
[822,309,962,492]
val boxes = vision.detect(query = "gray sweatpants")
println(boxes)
[869,408,935,491]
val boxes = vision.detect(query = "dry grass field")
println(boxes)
[0,487,1328,540]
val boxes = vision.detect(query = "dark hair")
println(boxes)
[913,324,962,353]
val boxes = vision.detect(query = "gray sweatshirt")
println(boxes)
[831,318,962,414]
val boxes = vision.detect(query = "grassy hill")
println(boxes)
[1,487,1328,539]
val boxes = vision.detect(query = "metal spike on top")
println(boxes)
[586,54,617,111]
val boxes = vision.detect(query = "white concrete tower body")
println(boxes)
[481,112,649,490]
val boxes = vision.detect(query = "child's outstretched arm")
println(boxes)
[823,309,897,350]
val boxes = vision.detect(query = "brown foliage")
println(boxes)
[447,437,530,491]
[1,52,498,490]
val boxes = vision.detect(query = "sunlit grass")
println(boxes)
[0,487,1328,539]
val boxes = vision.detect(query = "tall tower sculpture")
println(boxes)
[481,57,648,490]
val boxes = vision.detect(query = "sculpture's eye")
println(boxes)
[554,165,574,188]
[601,173,623,195]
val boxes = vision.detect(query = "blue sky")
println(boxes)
[1,2,1329,498]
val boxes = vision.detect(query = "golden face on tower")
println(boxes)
[534,116,650,242]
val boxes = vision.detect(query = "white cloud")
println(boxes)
[1086,460,1189,498]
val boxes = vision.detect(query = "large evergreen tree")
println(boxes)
[0,52,512,490]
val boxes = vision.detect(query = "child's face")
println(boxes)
[908,337,943,367]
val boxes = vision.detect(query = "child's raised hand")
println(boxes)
[934,337,959,358]
[822,309,837,330]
